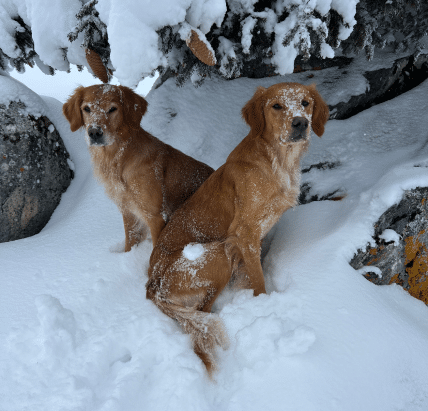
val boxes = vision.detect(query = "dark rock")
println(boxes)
[299,161,345,204]
[349,187,428,304]
[329,52,428,120]
[0,101,73,242]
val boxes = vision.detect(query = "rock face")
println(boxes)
[329,52,428,120]
[350,187,428,304]
[0,101,73,242]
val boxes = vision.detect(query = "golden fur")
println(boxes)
[63,84,213,251]
[146,82,329,375]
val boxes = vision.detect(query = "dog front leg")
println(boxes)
[123,212,147,252]
[146,215,166,246]
[241,250,266,296]
[227,234,266,296]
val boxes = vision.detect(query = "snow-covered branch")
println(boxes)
[0,0,426,87]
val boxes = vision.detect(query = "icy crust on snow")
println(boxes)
[2,74,428,410]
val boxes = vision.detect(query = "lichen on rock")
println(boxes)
[350,187,428,304]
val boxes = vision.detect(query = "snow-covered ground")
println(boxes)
[1,67,428,410]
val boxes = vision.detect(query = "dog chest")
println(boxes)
[256,171,300,239]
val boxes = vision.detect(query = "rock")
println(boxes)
[0,100,73,242]
[299,161,345,204]
[329,52,428,120]
[349,187,428,304]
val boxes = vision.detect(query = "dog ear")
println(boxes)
[63,86,85,132]
[242,86,267,135]
[308,84,329,137]
[119,86,148,129]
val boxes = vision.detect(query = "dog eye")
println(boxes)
[83,106,91,113]
[108,107,117,114]
[272,104,282,110]
[302,100,309,107]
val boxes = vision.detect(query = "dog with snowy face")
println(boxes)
[63,84,214,251]
[146,82,329,375]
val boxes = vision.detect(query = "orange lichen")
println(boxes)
[389,273,404,287]
[404,230,428,303]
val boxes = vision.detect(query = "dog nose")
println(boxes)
[292,117,309,132]
[88,126,104,143]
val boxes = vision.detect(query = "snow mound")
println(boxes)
[0,74,49,117]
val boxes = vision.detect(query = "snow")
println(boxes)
[183,243,205,261]
[320,41,335,59]
[0,71,49,117]
[379,229,401,245]
[95,0,226,86]
[0,0,83,70]
[0,0,360,86]
[356,265,383,278]
[272,14,299,76]
[2,66,428,410]
[241,16,256,54]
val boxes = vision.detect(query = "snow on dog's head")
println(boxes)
[62,84,148,147]
[242,82,329,145]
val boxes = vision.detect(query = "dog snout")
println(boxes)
[290,117,309,142]
[88,126,104,145]
[292,117,309,132]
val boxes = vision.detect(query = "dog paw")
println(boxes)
[109,241,126,253]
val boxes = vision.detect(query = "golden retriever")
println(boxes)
[146,82,329,375]
[63,84,214,251]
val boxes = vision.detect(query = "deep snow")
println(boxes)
[1,66,428,410]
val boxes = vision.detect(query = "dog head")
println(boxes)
[63,84,148,147]
[242,82,329,144]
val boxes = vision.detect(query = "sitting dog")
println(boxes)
[146,82,329,375]
[63,85,214,251]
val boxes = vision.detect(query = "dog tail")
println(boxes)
[146,282,229,375]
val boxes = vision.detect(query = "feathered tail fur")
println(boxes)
[146,282,229,376]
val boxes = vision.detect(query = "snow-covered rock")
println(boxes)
[0,74,72,242]
[350,186,428,303]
